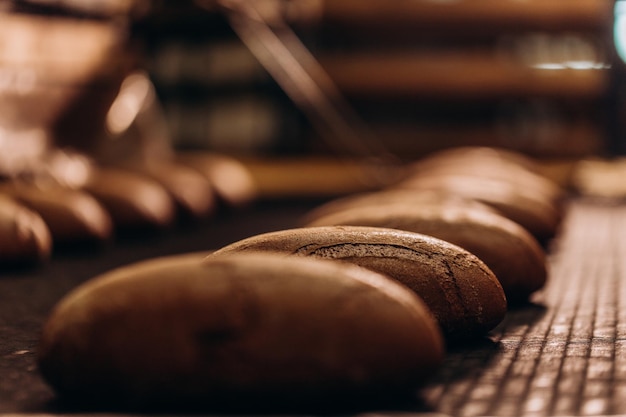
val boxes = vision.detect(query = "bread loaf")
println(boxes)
[406,149,564,209]
[0,194,52,263]
[394,146,565,243]
[304,203,547,303]
[83,167,175,229]
[0,181,113,243]
[409,146,542,173]
[38,252,444,410]
[212,226,507,339]
[129,162,217,219]
[302,189,497,225]
[177,152,258,208]
[393,174,561,243]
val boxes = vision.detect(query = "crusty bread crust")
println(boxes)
[213,225,507,339]
[38,252,444,410]
[305,203,547,303]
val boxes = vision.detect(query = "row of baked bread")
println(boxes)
[36,146,564,411]
[36,226,504,411]
[0,151,257,265]
[303,146,564,304]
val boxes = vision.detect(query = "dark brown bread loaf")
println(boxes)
[406,150,564,208]
[128,162,217,219]
[408,146,542,173]
[83,167,176,229]
[212,226,507,339]
[0,194,52,263]
[0,181,113,242]
[177,152,258,208]
[304,203,547,304]
[393,173,561,243]
[38,252,444,411]
[302,189,497,225]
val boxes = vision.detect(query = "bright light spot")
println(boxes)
[615,1,626,63]
[106,72,153,136]
[566,61,609,70]
[531,61,609,70]
[532,63,566,70]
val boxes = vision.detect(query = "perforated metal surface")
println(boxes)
[421,200,626,416]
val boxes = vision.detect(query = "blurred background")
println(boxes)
[140,0,619,159]
[142,0,615,159]
[0,0,625,226]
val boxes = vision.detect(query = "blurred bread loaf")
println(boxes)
[304,202,547,303]
[0,181,113,243]
[127,162,217,219]
[38,252,444,410]
[302,188,498,225]
[405,146,565,207]
[0,194,52,263]
[83,167,176,230]
[176,152,258,208]
[393,147,564,243]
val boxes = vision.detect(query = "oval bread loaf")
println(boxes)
[176,152,258,208]
[0,194,52,263]
[393,174,561,243]
[304,203,547,303]
[129,162,217,219]
[409,146,542,173]
[212,226,507,339]
[83,167,176,229]
[38,252,444,410]
[0,181,113,243]
[406,146,565,218]
[302,189,497,225]
[408,158,564,206]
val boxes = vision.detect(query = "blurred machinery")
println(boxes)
[136,0,618,160]
[0,0,622,164]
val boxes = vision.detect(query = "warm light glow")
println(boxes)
[565,61,608,70]
[47,151,92,189]
[0,127,48,168]
[531,62,609,70]
[0,67,36,94]
[105,72,153,136]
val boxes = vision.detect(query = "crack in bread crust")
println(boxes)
[294,242,433,259]
[292,242,501,338]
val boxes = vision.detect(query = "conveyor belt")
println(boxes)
[1,198,625,416]
[421,199,626,416]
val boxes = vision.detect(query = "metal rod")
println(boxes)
[207,0,395,163]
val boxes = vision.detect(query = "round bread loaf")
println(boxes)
[411,146,542,173]
[407,157,564,206]
[0,181,113,243]
[0,194,52,263]
[84,167,176,229]
[393,174,561,243]
[302,189,497,225]
[38,252,444,411]
[212,226,507,339]
[304,203,547,304]
[177,152,258,208]
[129,162,217,219]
